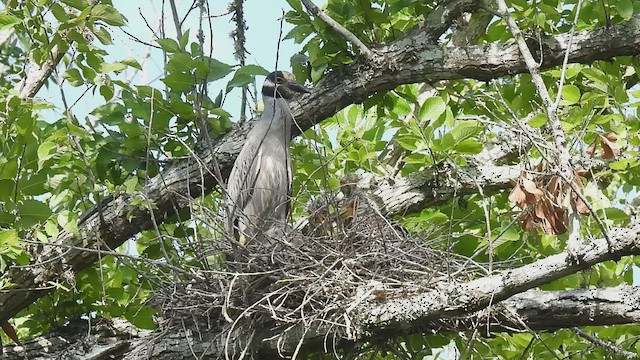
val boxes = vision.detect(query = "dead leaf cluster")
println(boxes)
[586,133,620,160]
[509,163,589,235]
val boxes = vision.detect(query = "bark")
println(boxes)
[4,262,640,358]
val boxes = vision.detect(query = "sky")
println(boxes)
[42,0,310,121]
[112,0,305,117]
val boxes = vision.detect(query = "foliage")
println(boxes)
[0,0,639,358]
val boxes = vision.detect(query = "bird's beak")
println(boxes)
[287,81,311,94]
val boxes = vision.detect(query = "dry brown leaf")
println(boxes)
[575,167,587,177]
[548,176,561,192]
[509,183,527,208]
[521,177,545,199]
[535,201,549,223]
[585,139,597,158]
[1,320,19,346]
[574,196,590,214]
[522,213,538,232]
[547,176,564,205]
[551,208,568,234]
[599,133,620,159]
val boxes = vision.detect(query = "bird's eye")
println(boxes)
[276,77,284,84]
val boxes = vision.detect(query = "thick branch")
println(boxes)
[4,284,640,359]
[15,44,67,99]
[355,222,640,332]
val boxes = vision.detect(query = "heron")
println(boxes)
[226,71,310,246]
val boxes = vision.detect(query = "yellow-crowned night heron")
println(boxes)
[226,71,310,246]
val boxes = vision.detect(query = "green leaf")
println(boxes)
[20,172,47,196]
[287,0,304,13]
[93,26,112,45]
[205,58,233,82]
[162,73,195,91]
[51,3,69,22]
[235,64,269,77]
[0,13,20,30]
[91,103,127,125]
[126,305,157,330]
[347,105,362,124]
[0,160,17,180]
[454,139,483,154]
[0,212,14,226]
[604,207,629,222]
[91,4,127,26]
[60,0,89,10]
[100,83,114,101]
[0,179,14,201]
[418,97,446,123]
[560,85,580,105]
[37,141,58,169]
[0,229,19,246]
[157,38,181,53]
[451,122,481,142]
[224,64,267,90]
[18,200,52,227]
[439,133,455,151]
[121,57,142,70]
[99,62,128,74]
[63,68,84,86]
[528,113,547,128]
[609,159,638,170]
[393,96,411,117]
[615,0,634,20]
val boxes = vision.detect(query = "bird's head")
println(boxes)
[262,71,311,100]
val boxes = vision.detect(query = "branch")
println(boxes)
[5,284,640,358]
[15,43,67,99]
[494,0,582,254]
[300,0,374,60]
[2,12,640,323]
[573,327,639,359]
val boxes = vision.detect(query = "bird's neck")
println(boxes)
[261,96,292,135]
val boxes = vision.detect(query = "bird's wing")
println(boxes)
[285,148,292,218]
[226,132,264,232]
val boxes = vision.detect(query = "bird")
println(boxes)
[226,71,310,247]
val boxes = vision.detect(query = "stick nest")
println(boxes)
[153,192,491,357]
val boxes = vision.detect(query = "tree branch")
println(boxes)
[573,327,639,359]
[5,283,640,358]
[299,0,374,60]
[355,222,640,333]
[495,0,583,255]
[2,13,640,325]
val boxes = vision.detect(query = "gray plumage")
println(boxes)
[226,71,310,246]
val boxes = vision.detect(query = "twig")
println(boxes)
[574,327,639,359]
[552,0,584,110]
[168,0,183,38]
[299,0,373,60]
[231,0,247,122]
[494,0,583,254]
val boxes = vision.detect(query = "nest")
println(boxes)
[153,192,491,357]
